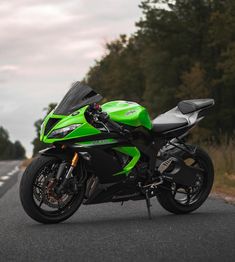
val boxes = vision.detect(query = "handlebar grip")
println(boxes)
[108,119,123,131]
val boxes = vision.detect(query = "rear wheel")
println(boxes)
[157,147,214,214]
[20,156,85,224]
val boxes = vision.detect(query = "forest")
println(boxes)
[0,126,25,160]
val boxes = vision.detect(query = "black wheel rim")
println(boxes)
[32,160,82,217]
[171,157,208,206]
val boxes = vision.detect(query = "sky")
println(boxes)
[0,0,142,157]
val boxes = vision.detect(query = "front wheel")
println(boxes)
[157,147,214,214]
[20,156,85,224]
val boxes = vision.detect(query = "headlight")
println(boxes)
[48,124,81,138]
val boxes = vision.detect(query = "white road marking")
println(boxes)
[0,176,10,181]
[7,166,19,176]
[0,165,19,188]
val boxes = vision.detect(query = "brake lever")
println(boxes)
[92,113,110,133]
[97,120,110,133]
[96,111,131,136]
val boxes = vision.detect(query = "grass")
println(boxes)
[205,138,235,197]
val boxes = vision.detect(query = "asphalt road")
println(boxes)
[0,160,21,198]
[0,161,235,262]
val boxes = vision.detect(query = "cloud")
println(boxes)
[0,0,142,156]
[0,65,19,82]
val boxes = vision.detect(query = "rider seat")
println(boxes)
[152,108,188,133]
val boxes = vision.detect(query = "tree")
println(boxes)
[176,63,209,100]
[86,35,145,103]
[13,141,26,159]
[0,126,25,160]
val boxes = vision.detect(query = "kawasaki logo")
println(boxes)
[125,110,136,116]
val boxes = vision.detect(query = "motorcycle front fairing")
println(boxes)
[40,105,101,143]
[40,82,103,143]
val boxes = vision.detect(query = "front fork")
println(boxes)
[65,152,79,178]
[55,152,79,194]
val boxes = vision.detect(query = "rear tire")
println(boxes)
[20,156,85,224]
[157,147,214,214]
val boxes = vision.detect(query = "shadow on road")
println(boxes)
[28,209,235,230]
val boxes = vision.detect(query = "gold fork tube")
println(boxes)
[71,152,79,167]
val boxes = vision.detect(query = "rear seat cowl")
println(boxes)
[177,99,215,114]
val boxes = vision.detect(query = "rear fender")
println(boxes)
[160,141,197,158]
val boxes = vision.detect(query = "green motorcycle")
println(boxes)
[20,82,215,223]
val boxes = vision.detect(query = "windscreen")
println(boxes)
[54,81,103,115]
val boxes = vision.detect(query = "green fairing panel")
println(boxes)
[101,101,152,130]
[113,147,141,176]
[40,106,101,144]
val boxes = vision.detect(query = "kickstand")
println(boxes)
[145,190,152,219]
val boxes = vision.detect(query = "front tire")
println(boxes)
[20,156,85,224]
[157,147,214,214]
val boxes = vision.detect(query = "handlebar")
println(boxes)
[99,111,125,133]
[87,103,130,135]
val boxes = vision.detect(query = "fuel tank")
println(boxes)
[101,100,152,130]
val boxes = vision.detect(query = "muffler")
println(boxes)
[158,157,202,187]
